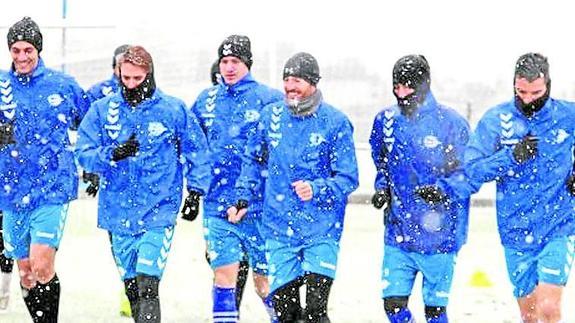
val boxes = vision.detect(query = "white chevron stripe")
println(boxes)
[206,103,216,112]
[270,123,280,131]
[271,115,280,123]
[108,108,119,117]
[107,114,119,124]
[3,110,15,119]
[500,138,519,145]
[270,140,279,148]
[0,80,9,88]
[383,128,393,137]
[1,94,12,103]
[499,113,512,122]
[208,89,218,96]
[272,106,283,114]
[386,144,393,153]
[0,87,11,96]
[500,121,513,130]
[109,102,120,109]
[157,259,166,269]
[502,129,514,138]
[384,110,395,119]
[108,130,119,140]
[160,248,168,259]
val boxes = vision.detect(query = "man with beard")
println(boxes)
[369,54,471,323]
[438,53,575,323]
[76,45,211,322]
[0,16,90,322]
[229,52,359,322]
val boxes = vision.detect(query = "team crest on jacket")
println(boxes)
[47,94,64,107]
[309,133,326,146]
[148,122,167,137]
[423,135,441,148]
[554,129,569,144]
[244,109,260,122]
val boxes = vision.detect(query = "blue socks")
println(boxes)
[386,307,415,323]
[213,286,238,323]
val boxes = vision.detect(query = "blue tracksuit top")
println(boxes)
[0,60,89,212]
[86,74,120,104]
[441,97,575,250]
[75,90,211,235]
[190,73,283,218]
[236,100,359,244]
[370,93,471,254]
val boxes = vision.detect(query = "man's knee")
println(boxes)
[383,296,409,314]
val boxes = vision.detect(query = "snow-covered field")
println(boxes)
[1,194,574,323]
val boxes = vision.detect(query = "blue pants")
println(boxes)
[382,245,456,307]
[2,204,69,259]
[110,226,175,280]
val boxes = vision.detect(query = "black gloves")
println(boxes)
[235,199,249,210]
[512,133,538,164]
[0,121,16,146]
[181,190,201,221]
[82,171,100,197]
[112,133,140,161]
[416,185,447,204]
[567,175,575,196]
[371,189,391,210]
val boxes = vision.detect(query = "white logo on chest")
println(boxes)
[148,122,167,137]
[423,135,441,148]
[47,94,63,107]
[309,133,326,146]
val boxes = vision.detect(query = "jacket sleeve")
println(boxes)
[235,118,267,203]
[68,79,91,130]
[309,117,359,203]
[439,113,515,199]
[369,113,390,191]
[75,102,115,173]
[181,104,212,195]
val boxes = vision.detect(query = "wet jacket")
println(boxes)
[86,74,120,104]
[0,60,89,211]
[76,90,211,234]
[237,100,359,243]
[370,93,470,254]
[442,97,575,250]
[191,73,283,219]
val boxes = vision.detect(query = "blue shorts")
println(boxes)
[2,204,69,260]
[267,238,340,294]
[382,245,456,307]
[203,214,268,275]
[110,226,175,280]
[504,236,575,298]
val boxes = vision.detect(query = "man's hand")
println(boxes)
[371,189,391,210]
[292,180,313,201]
[112,133,140,161]
[416,185,447,204]
[181,191,201,221]
[512,133,538,164]
[0,121,16,146]
[227,200,248,224]
[82,171,100,197]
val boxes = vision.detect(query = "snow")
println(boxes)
[0,198,573,322]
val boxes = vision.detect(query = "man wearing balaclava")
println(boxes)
[75,45,211,322]
[189,35,283,322]
[229,52,359,322]
[0,17,90,322]
[369,54,471,323]
[437,52,575,323]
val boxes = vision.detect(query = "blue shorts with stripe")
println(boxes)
[110,225,175,280]
[2,204,69,259]
[504,235,575,298]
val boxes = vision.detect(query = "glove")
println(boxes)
[82,171,100,197]
[567,174,575,196]
[512,133,538,164]
[0,121,16,146]
[235,199,249,210]
[112,133,140,161]
[181,190,201,221]
[371,189,391,210]
[416,185,447,204]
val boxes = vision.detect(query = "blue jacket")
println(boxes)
[0,60,89,212]
[75,90,211,235]
[370,93,470,254]
[191,73,283,218]
[442,98,575,250]
[86,74,120,104]
[237,100,359,244]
